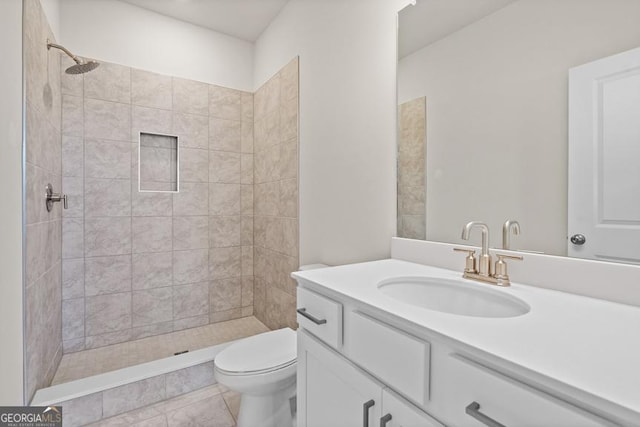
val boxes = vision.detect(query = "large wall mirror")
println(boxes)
[397,0,640,264]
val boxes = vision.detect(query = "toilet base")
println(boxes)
[237,382,296,427]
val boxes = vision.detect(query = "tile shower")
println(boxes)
[60,59,258,353]
[24,0,299,401]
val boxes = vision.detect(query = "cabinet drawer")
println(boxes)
[348,311,430,406]
[297,287,343,349]
[382,389,443,427]
[436,354,613,427]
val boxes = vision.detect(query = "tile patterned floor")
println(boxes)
[52,317,269,385]
[87,384,240,427]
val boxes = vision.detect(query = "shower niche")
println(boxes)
[138,132,179,192]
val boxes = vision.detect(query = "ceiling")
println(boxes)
[119,0,289,42]
[399,0,516,58]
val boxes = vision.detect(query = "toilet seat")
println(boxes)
[214,328,297,375]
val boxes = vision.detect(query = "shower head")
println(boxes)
[46,39,100,74]
[65,61,100,75]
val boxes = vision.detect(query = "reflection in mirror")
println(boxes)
[397,0,640,263]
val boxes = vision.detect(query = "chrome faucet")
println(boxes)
[461,221,491,277]
[502,220,520,250]
[455,221,523,287]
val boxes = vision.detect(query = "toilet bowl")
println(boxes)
[214,328,297,427]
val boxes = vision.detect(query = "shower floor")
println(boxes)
[52,316,269,385]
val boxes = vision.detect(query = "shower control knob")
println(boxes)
[570,234,586,245]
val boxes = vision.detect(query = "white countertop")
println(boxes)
[292,259,640,419]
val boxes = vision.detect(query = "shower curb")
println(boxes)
[31,341,232,426]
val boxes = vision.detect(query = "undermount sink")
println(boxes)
[377,277,530,318]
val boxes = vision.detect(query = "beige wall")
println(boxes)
[398,0,640,255]
[60,60,255,352]
[253,58,299,330]
[0,0,25,406]
[24,0,64,402]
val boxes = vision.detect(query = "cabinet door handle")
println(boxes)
[363,400,375,427]
[465,402,505,427]
[380,413,392,427]
[296,308,327,325]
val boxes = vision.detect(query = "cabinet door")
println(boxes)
[381,389,444,427]
[298,330,383,427]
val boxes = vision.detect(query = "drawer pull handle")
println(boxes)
[363,400,375,427]
[296,308,327,325]
[465,402,505,427]
[380,413,392,427]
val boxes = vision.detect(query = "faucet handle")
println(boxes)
[453,248,477,274]
[493,253,523,285]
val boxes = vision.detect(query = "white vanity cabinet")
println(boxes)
[298,329,443,427]
[296,283,621,427]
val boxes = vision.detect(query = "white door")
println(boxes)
[297,330,383,427]
[568,47,640,263]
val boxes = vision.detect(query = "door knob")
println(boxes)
[570,234,586,245]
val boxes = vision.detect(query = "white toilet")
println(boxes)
[214,328,297,427]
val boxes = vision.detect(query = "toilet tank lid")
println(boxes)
[215,328,297,374]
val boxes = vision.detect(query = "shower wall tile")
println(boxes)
[241,121,254,154]
[241,216,254,246]
[85,292,132,336]
[210,278,242,312]
[61,59,255,352]
[209,118,241,152]
[132,252,173,290]
[173,282,209,320]
[62,135,84,177]
[173,113,209,149]
[132,288,173,327]
[209,247,241,280]
[241,154,253,184]
[63,218,84,259]
[132,189,173,217]
[209,184,240,216]
[173,315,209,332]
[84,255,132,296]
[253,57,299,330]
[209,85,241,121]
[241,276,254,307]
[85,329,132,350]
[280,58,299,102]
[131,322,174,341]
[132,69,172,110]
[62,176,83,218]
[132,217,173,253]
[209,151,241,184]
[173,249,209,285]
[84,178,131,217]
[84,217,131,257]
[85,139,131,179]
[173,216,209,251]
[173,78,208,116]
[241,185,253,216]
[84,61,131,104]
[209,216,241,248]
[132,106,173,142]
[62,299,85,341]
[84,99,131,141]
[173,182,208,216]
[180,148,208,183]
[62,95,84,137]
[62,258,85,300]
